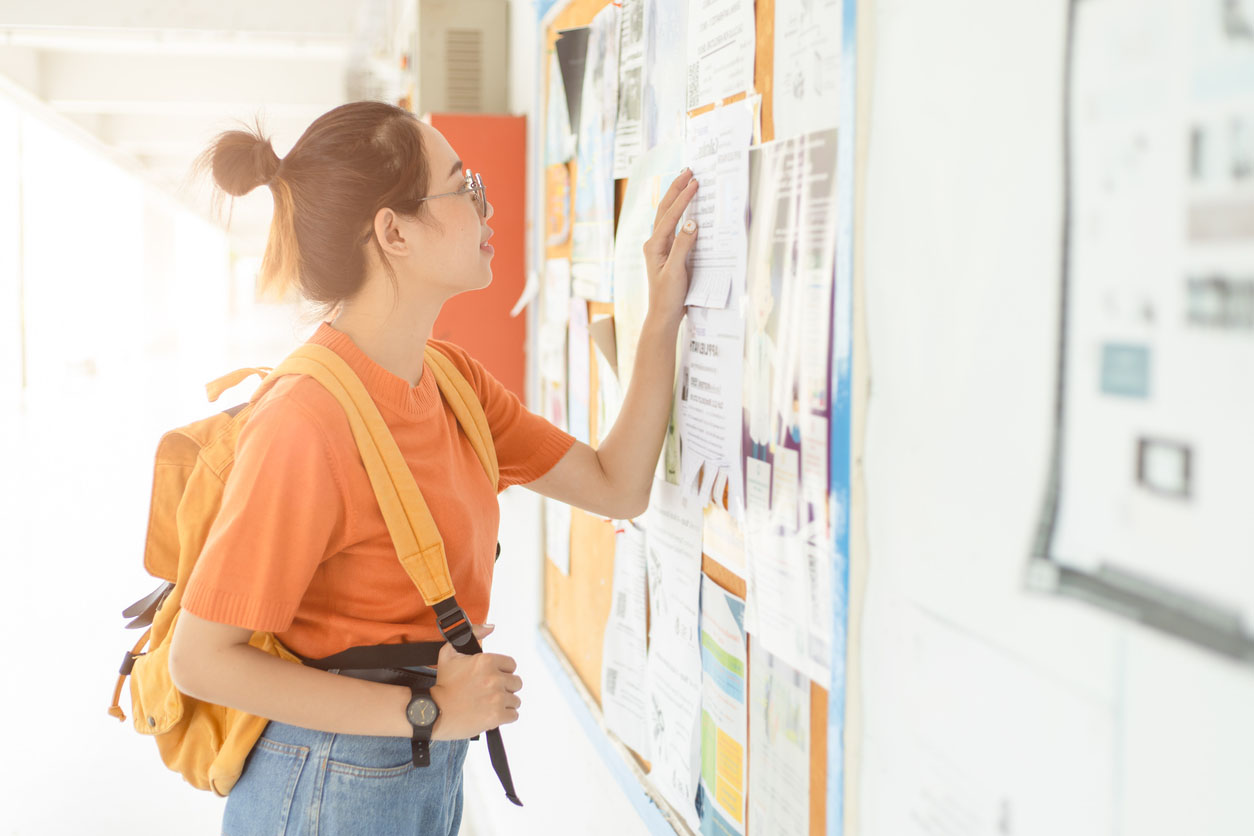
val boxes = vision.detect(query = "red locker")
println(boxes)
[428,113,527,402]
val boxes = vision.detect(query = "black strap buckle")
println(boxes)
[433,599,481,653]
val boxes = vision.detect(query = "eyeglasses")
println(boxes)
[412,170,488,218]
[360,170,488,244]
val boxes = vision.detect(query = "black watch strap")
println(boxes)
[406,685,438,767]
[412,738,431,768]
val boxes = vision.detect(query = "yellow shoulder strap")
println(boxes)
[258,344,461,606]
[422,344,500,488]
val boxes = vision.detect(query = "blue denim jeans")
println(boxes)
[222,720,469,836]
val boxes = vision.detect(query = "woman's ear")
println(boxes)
[373,207,410,256]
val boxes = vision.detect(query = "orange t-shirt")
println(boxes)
[182,322,576,659]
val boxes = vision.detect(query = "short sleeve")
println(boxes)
[182,383,354,632]
[431,340,576,491]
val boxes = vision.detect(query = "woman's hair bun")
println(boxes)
[200,124,282,197]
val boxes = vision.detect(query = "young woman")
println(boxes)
[168,101,697,834]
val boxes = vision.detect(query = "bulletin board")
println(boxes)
[532,2,858,834]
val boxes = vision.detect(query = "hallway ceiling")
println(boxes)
[0,0,401,259]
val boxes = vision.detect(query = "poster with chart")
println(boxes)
[1033,0,1254,657]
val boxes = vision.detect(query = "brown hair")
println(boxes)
[194,102,431,308]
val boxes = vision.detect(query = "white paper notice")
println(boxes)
[772,0,841,141]
[644,480,704,830]
[699,576,748,835]
[686,0,756,111]
[602,524,651,759]
[613,141,682,393]
[748,644,811,836]
[643,0,689,151]
[613,0,647,178]
[571,4,619,302]
[703,501,747,578]
[544,498,572,575]
[683,101,753,309]
[540,258,571,381]
[568,298,591,445]
[679,304,745,515]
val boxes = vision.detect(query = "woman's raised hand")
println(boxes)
[642,169,700,329]
[428,624,523,740]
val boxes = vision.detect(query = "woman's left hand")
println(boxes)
[642,169,700,329]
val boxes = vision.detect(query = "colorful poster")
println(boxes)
[698,576,747,836]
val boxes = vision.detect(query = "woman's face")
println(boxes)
[390,121,496,296]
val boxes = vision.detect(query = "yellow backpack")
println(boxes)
[108,342,518,800]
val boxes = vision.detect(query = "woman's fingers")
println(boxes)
[655,178,699,242]
[652,168,695,233]
[664,219,700,273]
[644,177,700,268]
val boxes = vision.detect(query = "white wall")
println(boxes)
[0,80,315,836]
[857,2,1254,835]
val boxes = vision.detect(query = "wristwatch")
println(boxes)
[405,686,440,766]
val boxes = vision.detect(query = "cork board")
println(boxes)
[538,2,832,834]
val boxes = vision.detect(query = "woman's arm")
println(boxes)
[527,170,699,519]
[169,610,521,741]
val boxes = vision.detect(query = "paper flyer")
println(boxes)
[601,524,651,758]
[644,479,704,831]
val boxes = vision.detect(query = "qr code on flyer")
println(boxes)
[686,63,699,110]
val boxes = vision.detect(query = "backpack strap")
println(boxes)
[258,343,522,806]
[423,346,499,488]
[261,344,459,607]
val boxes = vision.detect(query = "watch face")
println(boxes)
[407,695,438,728]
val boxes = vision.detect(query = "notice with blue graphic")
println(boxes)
[698,576,747,836]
